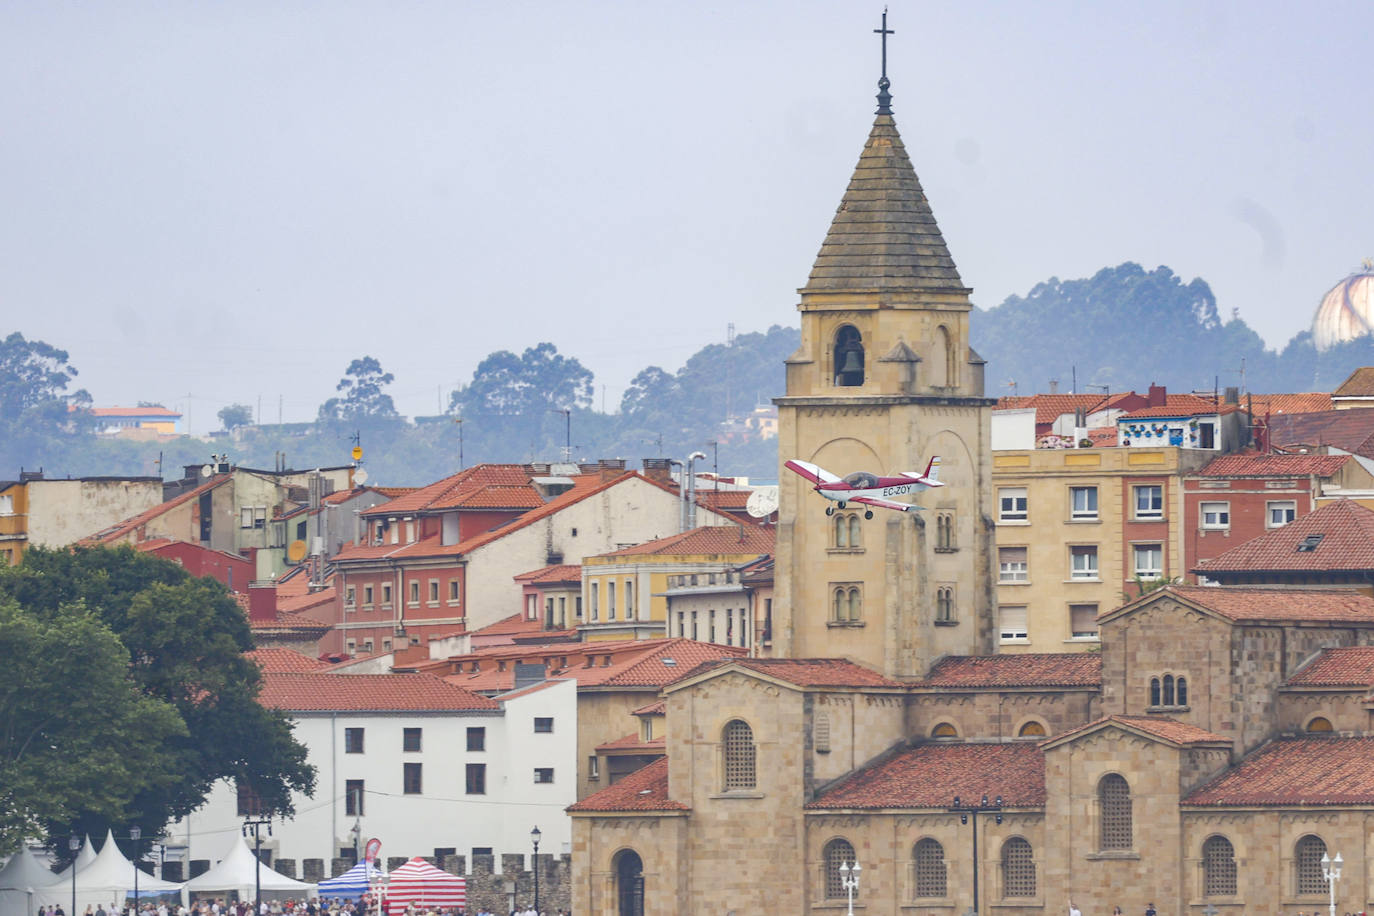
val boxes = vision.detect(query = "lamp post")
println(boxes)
[242,815,272,916]
[130,827,142,912]
[838,860,861,916]
[1321,850,1343,916]
[530,826,542,915]
[949,795,1004,916]
[69,835,80,916]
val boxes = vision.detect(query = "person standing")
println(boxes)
[1145,903,1156,916]
[1069,901,1082,916]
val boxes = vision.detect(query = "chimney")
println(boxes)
[512,662,546,691]
[1223,386,1240,405]
[1147,384,1167,408]
[1048,379,1059,395]
[641,458,674,485]
[598,458,627,483]
[247,581,278,623]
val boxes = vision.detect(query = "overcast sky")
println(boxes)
[3,1,1371,433]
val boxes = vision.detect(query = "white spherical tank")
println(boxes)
[1313,261,1374,351]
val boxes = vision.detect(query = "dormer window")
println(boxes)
[834,325,864,387]
[1296,534,1324,552]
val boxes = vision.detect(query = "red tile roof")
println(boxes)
[914,654,1102,689]
[1186,737,1374,806]
[996,394,1109,427]
[1248,393,1334,415]
[591,525,774,559]
[1193,501,1374,573]
[632,701,665,716]
[807,743,1046,809]
[362,464,544,517]
[247,648,334,673]
[1085,426,1118,447]
[79,474,231,545]
[595,733,667,753]
[567,757,686,812]
[1134,585,1374,623]
[259,672,500,712]
[1196,453,1350,478]
[469,612,557,639]
[91,406,182,418]
[680,657,904,689]
[1266,408,1374,458]
[594,640,749,688]
[513,564,582,585]
[1334,368,1374,399]
[1121,399,1236,419]
[1285,647,1374,687]
[1047,715,1229,748]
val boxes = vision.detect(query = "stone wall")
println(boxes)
[907,688,1099,742]
[440,852,572,915]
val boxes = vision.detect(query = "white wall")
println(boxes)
[27,479,164,547]
[990,409,1036,451]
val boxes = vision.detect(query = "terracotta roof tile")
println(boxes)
[1048,715,1229,748]
[433,637,746,692]
[807,743,1046,809]
[513,564,582,584]
[1285,647,1374,687]
[361,464,541,517]
[1334,368,1374,399]
[595,733,667,753]
[567,758,686,812]
[915,654,1101,689]
[1267,408,1374,458]
[994,394,1110,427]
[680,657,903,689]
[247,648,334,673]
[470,612,560,639]
[259,672,500,712]
[1186,737,1374,806]
[1196,453,1350,478]
[594,640,749,687]
[594,525,774,559]
[1193,501,1374,573]
[632,701,666,716]
[1141,585,1374,623]
[1122,399,1236,419]
[1248,393,1334,415]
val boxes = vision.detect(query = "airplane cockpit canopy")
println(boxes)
[842,471,880,488]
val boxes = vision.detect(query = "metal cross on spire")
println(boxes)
[874,8,895,115]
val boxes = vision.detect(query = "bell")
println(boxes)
[838,350,863,375]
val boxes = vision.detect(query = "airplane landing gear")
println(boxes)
[838,500,848,509]
[825,505,835,516]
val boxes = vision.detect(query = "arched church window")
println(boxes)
[848,515,861,547]
[1176,676,1188,705]
[1163,675,1175,706]
[1018,720,1047,738]
[1202,835,1237,897]
[824,839,858,900]
[935,325,956,388]
[1295,834,1327,895]
[1000,837,1036,898]
[936,587,954,622]
[1306,716,1333,733]
[931,722,958,739]
[722,719,756,790]
[613,849,645,916]
[834,325,865,387]
[834,514,848,548]
[1150,677,1161,707]
[913,838,946,898]
[1099,774,1132,850]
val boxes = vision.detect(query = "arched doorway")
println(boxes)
[615,849,644,916]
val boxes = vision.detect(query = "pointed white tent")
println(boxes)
[52,836,98,883]
[35,831,184,911]
[184,836,315,903]
[0,846,59,916]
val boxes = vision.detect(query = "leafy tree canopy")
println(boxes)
[218,403,254,430]
[0,332,93,470]
[0,547,315,851]
[318,356,398,422]
[450,342,594,417]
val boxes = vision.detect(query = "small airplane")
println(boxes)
[784,456,944,517]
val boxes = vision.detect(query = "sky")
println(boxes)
[2,1,1371,434]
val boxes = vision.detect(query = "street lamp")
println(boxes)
[838,860,861,916]
[242,815,272,916]
[69,836,80,916]
[1321,850,1343,916]
[949,795,1004,916]
[129,827,142,913]
[530,826,542,915]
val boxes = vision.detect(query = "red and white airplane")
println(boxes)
[784,456,944,517]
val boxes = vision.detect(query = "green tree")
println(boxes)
[0,547,315,845]
[218,403,254,430]
[0,332,94,470]
[0,598,185,854]
[318,356,398,421]
[451,342,593,417]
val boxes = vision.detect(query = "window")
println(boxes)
[1018,721,1046,738]
[1306,716,1333,733]
[408,581,419,605]
[1070,604,1098,639]
[1203,836,1237,897]
[1098,774,1132,850]
[1070,486,1098,520]
[1295,835,1327,895]
[936,512,956,550]
[534,768,554,784]
[381,583,392,607]
[834,513,861,549]
[590,582,599,621]
[344,586,356,609]
[722,719,756,790]
[824,839,858,899]
[607,581,616,620]
[465,763,486,795]
[428,580,439,603]
[1001,838,1036,897]
[344,728,364,754]
[625,580,635,619]
[1070,545,1098,579]
[913,839,946,898]
[240,507,254,529]
[832,584,862,623]
[448,580,461,603]
[466,727,485,751]
[403,762,422,795]
[1177,676,1188,705]
[1134,485,1163,519]
[999,487,1028,522]
[931,722,958,739]
[403,728,422,752]
[814,712,831,754]
[999,605,1028,641]
[534,717,554,733]
[1268,500,1297,527]
[833,324,864,387]
[936,587,955,623]
[345,780,365,816]
[999,547,1028,582]
[588,755,600,779]
[1133,544,1163,579]
[1200,501,1230,530]
[363,585,374,608]
[236,781,265,817]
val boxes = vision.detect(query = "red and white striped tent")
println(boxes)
[383,858,466,915]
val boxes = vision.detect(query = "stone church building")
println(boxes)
[568,45,1374,916]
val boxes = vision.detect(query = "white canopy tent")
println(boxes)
[34,831,184,911]
[184,836,316,903]
[51,837,98,884]
[0,846,60,916]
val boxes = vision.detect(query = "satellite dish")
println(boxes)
[746,486,779,519]
[353,467,370,485]
[287,540,308,563]
[201,464,214,478]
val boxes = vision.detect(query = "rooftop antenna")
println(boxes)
[550,408,572,461]
[453,416,464,470]
[1005,379,1018,397]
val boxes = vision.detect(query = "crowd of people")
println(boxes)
[38,899,571,916]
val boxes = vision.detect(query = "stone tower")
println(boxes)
[772,67,997,679]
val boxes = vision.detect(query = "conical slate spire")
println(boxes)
[804,114,965,293]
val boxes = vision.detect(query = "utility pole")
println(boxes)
[949,795,1002,916]
[242,815,272,916]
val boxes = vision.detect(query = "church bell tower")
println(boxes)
[772,16,997,678]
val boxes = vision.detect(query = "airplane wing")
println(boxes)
[784,459,842,485]
[850,495,923,513]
